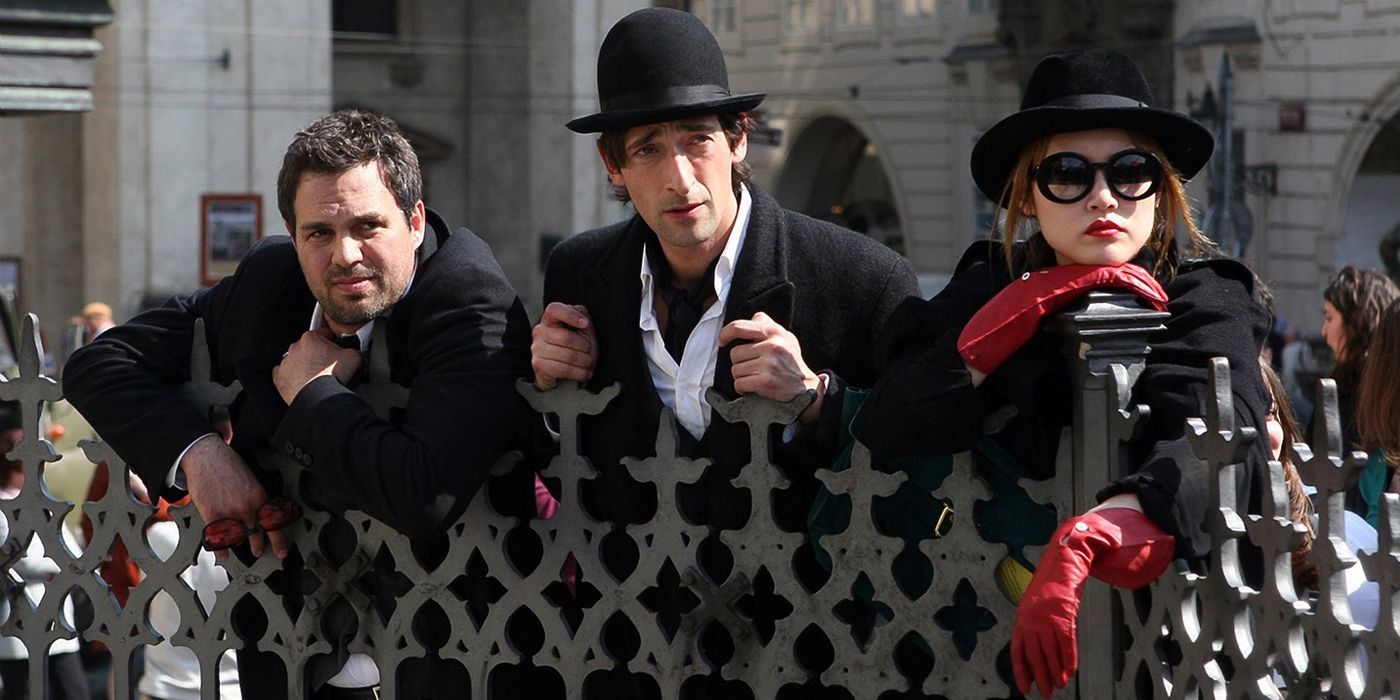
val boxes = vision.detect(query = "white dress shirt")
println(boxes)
[638,184,753,439]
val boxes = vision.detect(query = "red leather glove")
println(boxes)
[957,263,1167,375]
[1011,507,1175,698]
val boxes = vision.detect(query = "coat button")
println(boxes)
[284,442,294,455]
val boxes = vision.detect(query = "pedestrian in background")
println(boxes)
[0,401,86,700]
[1359,299,1400,500]
[1321,266,1399,523]
[80,303,115,342]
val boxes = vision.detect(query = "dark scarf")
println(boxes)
[644,234,721,362]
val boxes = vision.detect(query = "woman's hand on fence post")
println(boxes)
[1011,506,1174,698]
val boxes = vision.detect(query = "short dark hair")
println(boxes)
[596,112,753,203]
[276,109,421,228]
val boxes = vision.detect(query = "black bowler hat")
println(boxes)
[566,7,765,134]
[970,48,1214,203]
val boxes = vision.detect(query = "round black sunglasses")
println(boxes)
[1030,149,1164,204]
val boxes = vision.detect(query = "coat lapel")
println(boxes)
[590,219,664,425]
[236,281,315,448]
[714,186,796,399]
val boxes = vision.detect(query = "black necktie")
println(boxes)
[646,235,720,363]
[332,333,369,386]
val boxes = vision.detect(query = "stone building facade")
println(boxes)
[1,0,331,342]
[8,0,1400,344]
[330,0,648,311]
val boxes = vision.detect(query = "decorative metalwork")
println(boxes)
[0,295,1395,698]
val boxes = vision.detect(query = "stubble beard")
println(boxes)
[318,266,399,328]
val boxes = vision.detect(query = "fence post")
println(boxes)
[1052,290,1169,698]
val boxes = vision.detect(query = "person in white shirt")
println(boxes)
[0,402,86,700]
[531,8,918,630]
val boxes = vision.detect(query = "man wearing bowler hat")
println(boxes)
[532,7,919,591]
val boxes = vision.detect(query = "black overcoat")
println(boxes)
[542,184,919,576]
[63,210,534,694]
[863,237,1272,563]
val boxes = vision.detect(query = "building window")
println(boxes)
[966,0,997,15]
[902,0,936,19]
[710,0,738,34]
[333,0,398,36]
[837,0,874,27]
[784,0,819,34]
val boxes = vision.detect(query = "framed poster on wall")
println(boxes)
[200,194,263,286]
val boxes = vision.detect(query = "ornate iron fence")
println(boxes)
[0,294,1391,698]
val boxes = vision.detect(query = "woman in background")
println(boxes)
[1322,266,1398,523]
[1359,299,1400,505]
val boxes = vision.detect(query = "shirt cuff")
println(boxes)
[168,433,220,489]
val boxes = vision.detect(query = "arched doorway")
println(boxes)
[1340,112,1400,280]
[772,116,905,254]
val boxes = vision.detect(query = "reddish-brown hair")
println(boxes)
[1261,361,1318,590]
[1359,299,1400,468]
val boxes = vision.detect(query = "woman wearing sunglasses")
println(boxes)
[862,49,1274,697]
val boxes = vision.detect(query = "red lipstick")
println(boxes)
[1084,220,1124,237]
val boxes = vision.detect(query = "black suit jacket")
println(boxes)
[63,211,532,694]
[543,184,918,565]
[64,210,532,538]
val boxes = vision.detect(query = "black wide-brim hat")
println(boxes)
[566,7,765,134]
[971,48,1214,203]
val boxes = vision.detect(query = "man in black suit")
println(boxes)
[533,8,919,583]
[64,110,532,699]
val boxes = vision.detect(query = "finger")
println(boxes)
[311,327,337,341]
[267,529,290,560]
[533,344,595,372]
[543,303,590,330]
[532,359,592,384]
[526,347,588,375]
[1011,630,1031,695]
[1035,630,1061,698]
[1058,623,1078,690]
[216,419,234,445]
[247,529,266,559]
[535,325,593,354]
[1027,631,1053,699]
[718,319,771,345]
[727,338,766,365]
